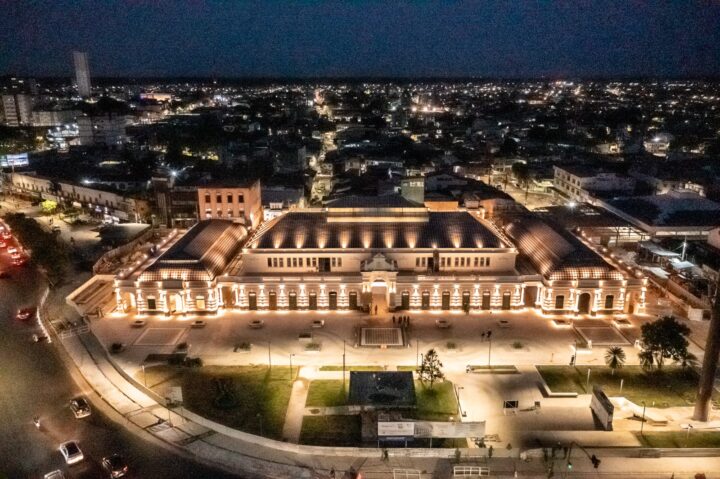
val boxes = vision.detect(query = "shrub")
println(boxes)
[512,341,524,349]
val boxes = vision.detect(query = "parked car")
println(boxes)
[102,453,129,478]
[435,319,451,329]
[16,307,36,321]
[43,471,65,479]
[191,319,206,328]
[69,397,91,418]
[59,441,84,465]
[131,319,146,328]
[249,319,264,329]
[311,319,325,328]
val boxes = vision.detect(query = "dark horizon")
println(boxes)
[2,1,719,79]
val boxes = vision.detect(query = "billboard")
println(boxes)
[0,153,29,168]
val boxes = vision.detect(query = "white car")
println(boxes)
[249,319,264,329]
[70,397,91,418]
[59,440,84,465]
[311,319,325,328]
[435,319,451,329]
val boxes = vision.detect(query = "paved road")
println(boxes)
[0,249,240,478]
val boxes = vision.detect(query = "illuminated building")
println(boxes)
[114,196,645,317]
[73,51,92,98]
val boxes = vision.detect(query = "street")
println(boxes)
[0,250,239,478]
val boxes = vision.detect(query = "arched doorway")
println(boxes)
[268,291,278,310]
[421,291,430,310]
[441,291,451,310]
[169,292,183,314]
[328,291,338,310]
[370,280,388,314]
[288,291,298,310]
[462,291,471,311]
[248,292,258,310]
[400,291,410,310]
[577,292,592,314]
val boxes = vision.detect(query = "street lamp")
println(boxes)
[289,353,296,381]
[640,401,646,436]
[686,424,694,445]
[342,339,346,392]
[487,330,493,366]
[456,385,466,418]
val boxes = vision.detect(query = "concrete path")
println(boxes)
[282,368,312,443]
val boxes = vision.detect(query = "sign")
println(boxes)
[0,153,29,167]
[590,385,614,430]
[166,386,183,406]
[503,400,519,409]
[378,422,414,437]
[413,421,485,439]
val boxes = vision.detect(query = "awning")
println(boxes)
[639,241,680,257]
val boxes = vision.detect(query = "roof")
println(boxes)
[607,192,720,228]
[325,194,422,209]
[504,216,623,281]
[348,371,416,407]
[249,210,508,250]
[139,220,247,282]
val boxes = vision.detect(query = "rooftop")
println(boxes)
[138,220,247,282]
[606,191,720,227]
[249,210,508,250]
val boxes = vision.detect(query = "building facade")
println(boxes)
[114,198,645,317]
[73,51,92,98]
[197,180,263,230]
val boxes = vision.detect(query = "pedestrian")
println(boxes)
[486,330,492,340]
[481,331,485,342]
[329,467,335,479]
[374,305,378,315]
[392,315,395,325]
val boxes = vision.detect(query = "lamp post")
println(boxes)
[289,353,296,381]
[342,339,346,392]
[686,424,694,444]
[268,341,272,371]
[456,385,466,418]
[142,364,146,387]
[416,339,420,370]
[640,401,646,436]
[487,330,493,366]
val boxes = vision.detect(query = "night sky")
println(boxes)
[2,1,720,78]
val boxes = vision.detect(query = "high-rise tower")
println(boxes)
[73,51,92,97]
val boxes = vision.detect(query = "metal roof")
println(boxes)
[249,211,508,250]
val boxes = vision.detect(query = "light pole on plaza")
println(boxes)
[289,353,296,381]
[268,341,272,371]
[342,339,346,392]
[487,330,493,366]
[639,401,646,436]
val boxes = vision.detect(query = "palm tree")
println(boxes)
[639,350,655,372]
[605,347,627,376]
[677,351,698,371]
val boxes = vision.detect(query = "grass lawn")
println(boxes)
[300,415,361,447]
[413,380,459,421]
[139,365,294,439]
[319,365,384,371]
[638,431,720,448]
[305,380,347,408]
[537,365,711,407]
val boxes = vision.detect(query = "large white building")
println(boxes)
[114,196,645,317]
[554,165,635,204]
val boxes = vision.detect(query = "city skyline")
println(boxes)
[2,1,720,78]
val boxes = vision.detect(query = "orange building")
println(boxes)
[197,180,263,230]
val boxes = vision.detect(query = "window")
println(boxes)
[416,258,421,267]
[279,258,284,267]
[555,295,565,309]
[227,194,233,203]
[460,258,465,267]
[238,194,244,203]
[204,194,211,203]
[454,257,459,267]
[474,257,479,267]
[331,258,336,267]
[216,194,222,203]
[306,258,311,267]
[272,258,278,267]
[267,258,272,267]
[227,211,233,218]
[604,295,614,309]
[312,258,317,267]
[292,258,297,267]
[486,257,491,267]
[337,257,342,267]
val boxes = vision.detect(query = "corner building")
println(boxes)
[115,197,645,316]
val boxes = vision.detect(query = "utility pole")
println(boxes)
[694,279,720,421]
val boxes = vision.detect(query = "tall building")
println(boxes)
[77,112,127,146]
[73,51,92,97]
[1,94,34,126]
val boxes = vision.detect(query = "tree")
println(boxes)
[676,351,698,370]
[604,347,626,376]
[640,316,691,371]
[41,199,58,215]
[418,348,444,389]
